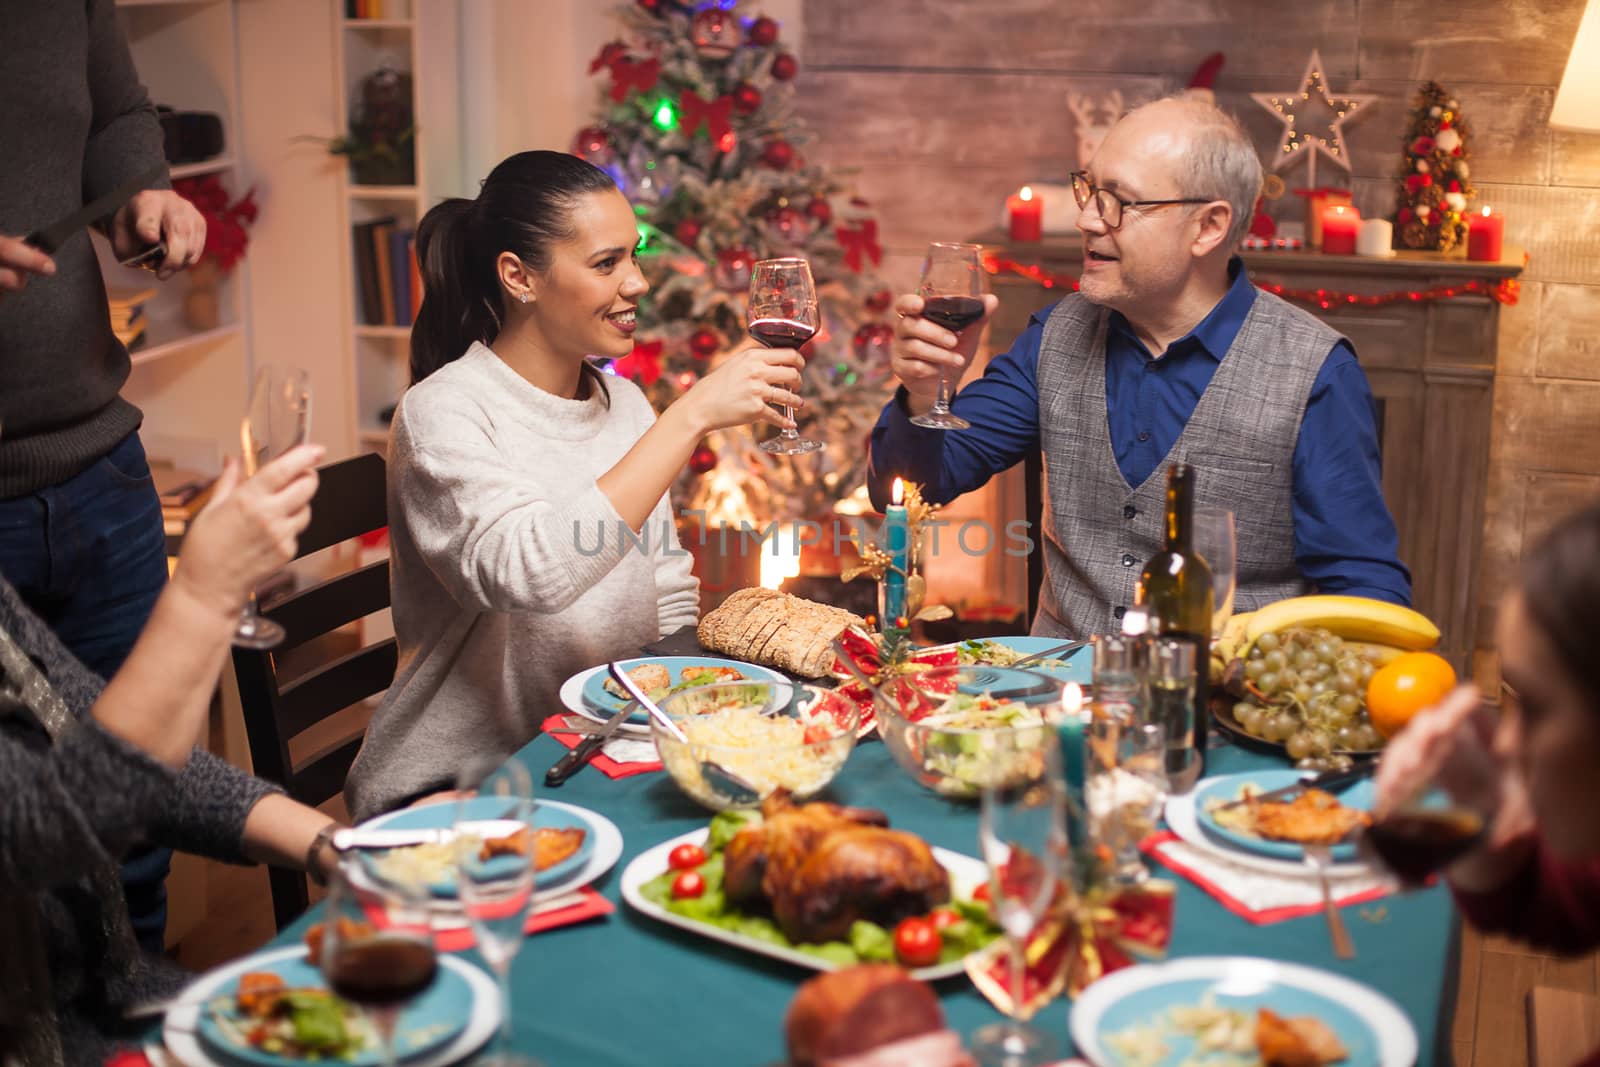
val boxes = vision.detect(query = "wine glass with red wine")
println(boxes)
[910,242,987,431]
[748,257,824,455]
[1360,720,1501,887]
[319,861,438,1067]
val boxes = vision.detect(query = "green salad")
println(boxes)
[640,812,1002,969]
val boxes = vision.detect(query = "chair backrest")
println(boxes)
[231,451,396,929]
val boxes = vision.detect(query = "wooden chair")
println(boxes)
[231,452,396,930]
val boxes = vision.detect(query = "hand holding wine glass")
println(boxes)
[233,365,312,648]
[748,257,824,455]
[909,242,989,430]
[318,861,438,1067]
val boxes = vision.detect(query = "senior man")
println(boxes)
[867,95,1410,638]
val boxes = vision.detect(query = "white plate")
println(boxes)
[350,798,624,925]
[1070,955,1418,1067]
[163,946,499,1067]
[1165,789,1371,879]
[557,656,787,737]
[621,827,986,981]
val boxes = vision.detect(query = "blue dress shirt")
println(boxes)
[867,260,1413,606]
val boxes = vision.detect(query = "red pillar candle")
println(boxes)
[1321,204,1361,255]
[1007,186,1043,242]
[1467,206,1504,262]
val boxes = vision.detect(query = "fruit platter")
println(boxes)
[1210,596,1456,771]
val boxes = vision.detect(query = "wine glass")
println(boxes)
[748,257,823,455]
[233,365,312,648]
[973,743,1068,1067]
[1193,507,1236,637]
[1085,711,1168,885]
[319,859,438,1067]
[454,757,545,1067]
[910,242,986,431]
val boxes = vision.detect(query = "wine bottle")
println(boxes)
[1134,463,1214,769]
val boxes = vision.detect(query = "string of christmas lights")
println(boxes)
[982,254,1521,310]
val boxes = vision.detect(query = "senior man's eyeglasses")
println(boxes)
[1070,171,1219,231]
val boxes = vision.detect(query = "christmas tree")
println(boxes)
[1393,81,1475,252]
[579,0,897,528]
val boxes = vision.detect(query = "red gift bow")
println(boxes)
[611,339,664,385]
[590,40,628,75]
[835,219,883,272]
[679,90,734,142]
[608,56,661,103]
[967,878,1175,1016]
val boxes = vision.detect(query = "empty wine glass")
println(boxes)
[1085,711,1167,885]
[319,860,438,1067]
[233,365,312,648]
[1193,506,1236,637]
[910,242,986,430]
[454,757,545,1067]
[748,257,823,455]
[973,744,1068,1067]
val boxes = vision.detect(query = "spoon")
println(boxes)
[606,662,763,805]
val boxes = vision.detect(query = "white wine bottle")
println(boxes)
[1135,463,1214,768]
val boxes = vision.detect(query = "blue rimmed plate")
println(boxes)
[1071,956,1417,1066]
[952,635,1092,685]
[560,655,787,728]
[168,946,497,1067]
[1193,770,1373,863]
[357,796,596,898]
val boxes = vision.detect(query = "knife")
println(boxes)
[328,827,451,851]
[545,700,637,786]
[1211,764,1373,813]
[24,161,167,254]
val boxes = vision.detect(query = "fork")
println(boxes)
[1011,639,1090,667]
[1304,843,1356,959]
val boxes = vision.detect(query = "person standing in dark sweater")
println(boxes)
[0,0,207,953]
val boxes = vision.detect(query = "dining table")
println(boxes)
[243,723,1459,1067]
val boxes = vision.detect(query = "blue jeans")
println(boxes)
[0,431,172,952]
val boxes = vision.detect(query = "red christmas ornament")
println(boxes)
[689,327,721,359]
[767,205,809,244]
[572,125,614,166]
[688,445,718,475]
[1447,179,1461,192]
[865,288,893,313]
[732,82,762,115]
[805,198,832,224]
[691,8,742,59]
[749,16,780,46]
[1397,207,1414,224]
[853,322,895,361]
[762,139,794,170]
[771,52,799,81]
[674,218,703,245]
[637,0,661,11]
[714,247,755,291]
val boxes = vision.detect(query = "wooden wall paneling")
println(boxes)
[1356,0,1586,86]
[1474,183,1600,287]
[1523,471,1600,550]
[1552,130,1600,188]
[1418,374,1493,670]
[1368,368,1428,598]
[1534,284,1600,381]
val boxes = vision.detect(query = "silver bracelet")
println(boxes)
[306,822,340,886]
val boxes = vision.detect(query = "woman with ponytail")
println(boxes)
[345,151,805,819]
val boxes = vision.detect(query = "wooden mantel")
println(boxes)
[971,230,1526,673]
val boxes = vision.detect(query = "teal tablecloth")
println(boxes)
[271,736,1455,1067]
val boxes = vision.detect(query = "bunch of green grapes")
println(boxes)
[1230,627,1387,769]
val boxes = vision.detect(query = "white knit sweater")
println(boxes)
[345,343,698,819]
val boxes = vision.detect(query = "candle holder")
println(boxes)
[841,480,949,657]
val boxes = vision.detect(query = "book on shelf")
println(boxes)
[107,285,156,348]
[373,220,396,327]
[389,225,412,326]
[408,232,422,320]
[352,217,418,327]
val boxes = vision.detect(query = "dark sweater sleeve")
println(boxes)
[150,749,283,865]
[82,0,170,200]
[1453,834,1600,955]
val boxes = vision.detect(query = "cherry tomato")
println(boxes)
[893,917,942,968]
[929,907,962,932]
[668,843,708,871]
[671,870,706,899]
[972,883,992,903]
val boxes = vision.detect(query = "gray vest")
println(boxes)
[1032,290,1342,639]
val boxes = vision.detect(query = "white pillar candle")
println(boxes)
[1357,218,1395,258]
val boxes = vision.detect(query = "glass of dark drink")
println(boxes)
[319,861,438,1067]
[748,256,824,455]
[910,242,987,431]
[1360,724,1500,887]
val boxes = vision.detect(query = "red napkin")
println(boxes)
[366,885,615,953]
[539,714,662,778]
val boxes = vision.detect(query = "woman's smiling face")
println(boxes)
[527,188,648,360]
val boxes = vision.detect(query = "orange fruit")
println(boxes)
[1366,651,1457,738]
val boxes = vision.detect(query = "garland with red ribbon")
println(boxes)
[984,254,1521,310]
[835,219,883,273]
[679,90,734,143]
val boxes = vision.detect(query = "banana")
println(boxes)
[1243,595,1440,653]
[1342,640,1407,667]
[1214,611,1254,663]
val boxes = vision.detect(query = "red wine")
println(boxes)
[749,318,816,349]
[1362,809,1486,885]
[921,296,985,333]
[325,937,438,1008]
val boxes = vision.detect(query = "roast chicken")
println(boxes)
[724,794,951,944]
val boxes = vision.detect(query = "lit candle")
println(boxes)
[1356,218,1394,258]
[881,477,909,634]
[1321,204,1361,254]
[1057,682,1091,872]
[1467,206,1504,262]
[1006,185,1043,242]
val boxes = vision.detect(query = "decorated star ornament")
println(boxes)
[1251,50,1376,188]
